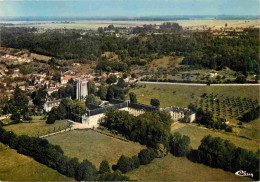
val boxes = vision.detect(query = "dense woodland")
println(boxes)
[1,25,259,75]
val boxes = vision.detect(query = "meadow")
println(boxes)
[172,123,259,152]
[47,130,146,167]
[3,116,68,137]
[126,154,251,181]
[130,83,259,108]
[0,144,70,181]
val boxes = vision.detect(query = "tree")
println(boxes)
[117,155,133,173]
[52,72,61,82]
[98,171,130,181]
[97,85,107,100]
[138,148,157,165]
[46,108,58,124]
[150,98,160,107]
[170,132,191,157]
[106,86,115,101]
[117,78,127,88]
[87,81,97,95]
[66,157,80,177]
[131,155,140,169]
[235,73,246,83]
[75,159,98,181]
[106,75,117,84]
[85,94,101,109]
[99,160,110,174]
[31,86,47,110]
[129,92,137,103]
[98,27,104,34]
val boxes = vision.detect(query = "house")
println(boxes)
[43,100,61,112]
[61,76,77,85]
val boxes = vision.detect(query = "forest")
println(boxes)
[1,25,259,75]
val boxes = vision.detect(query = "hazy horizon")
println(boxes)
[0,0,259,18]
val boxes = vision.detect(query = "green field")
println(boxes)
[47,130,145,167]
[130,83,259,108]
[0,145,70,181]
[126,154,252,181]
[3,116,68,137]
[172,123,259,152]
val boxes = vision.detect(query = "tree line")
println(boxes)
[0,126,130,181]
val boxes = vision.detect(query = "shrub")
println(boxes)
[225,126,232,132]
[99,160,111,174]
[117,155,133,173]
[138,148,157,165]
[131,155,140,169]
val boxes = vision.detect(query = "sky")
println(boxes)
[0,0,259,17]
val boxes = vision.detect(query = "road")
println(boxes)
[138,81,260,86]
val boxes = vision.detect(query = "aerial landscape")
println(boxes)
[0,0,259,181]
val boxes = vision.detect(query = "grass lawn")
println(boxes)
[173,123,259,152]
[0,144,70,181]
[47,130,146,167]
[239,118,260,139]
[3,116,68,137]
[126,154,252,181]
[130,83,259,108]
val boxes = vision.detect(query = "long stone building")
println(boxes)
[81,99,195,127]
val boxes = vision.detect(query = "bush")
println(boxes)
[225,126,232,132]
[117,155,133,173]
[98,170,130,181]
[150,98,160,107]
[131,155,140,169]
[99,160,111,174]
[138,148,157,165]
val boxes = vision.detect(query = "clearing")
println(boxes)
[47,130,145,167]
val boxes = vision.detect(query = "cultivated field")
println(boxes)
[130,83,259,108]
[47,130,146,167]
[0,144,70,181]
[172,123,259,152]
[1,20,259,30]
[126,154,252,181]
[3,116,68,137]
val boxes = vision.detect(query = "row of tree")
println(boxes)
[0,126,130,181]
[188,135,259,180]
[116,148,157,173]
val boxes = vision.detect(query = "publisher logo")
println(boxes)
[235,170,253,178]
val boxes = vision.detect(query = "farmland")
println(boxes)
[126,154,252,181]
[47,130,145,167]
[2,19,259,30]
[0,144,70,181]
